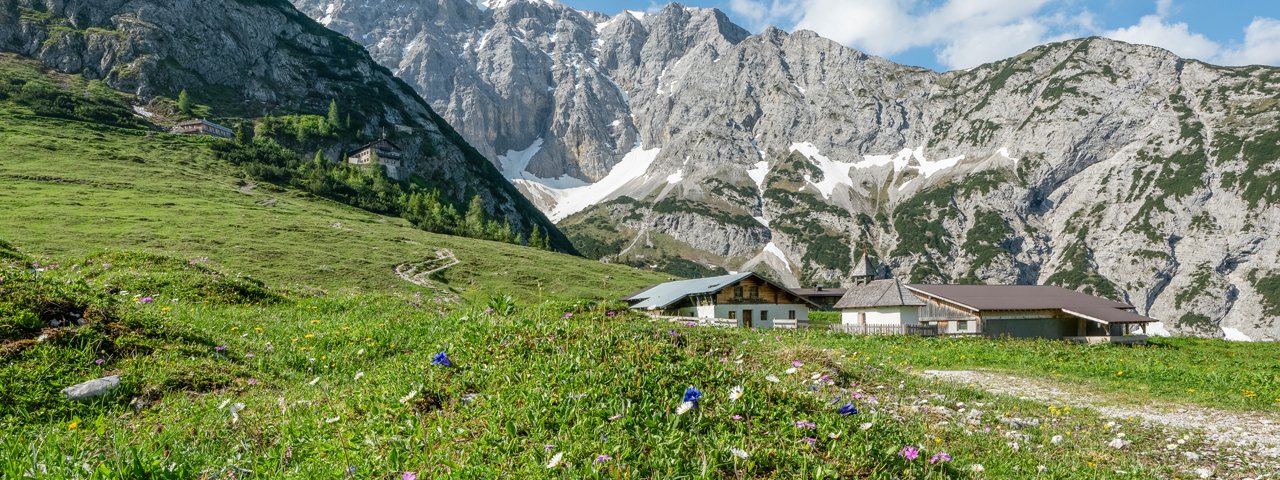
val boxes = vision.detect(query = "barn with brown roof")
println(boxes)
[906,284,1159,343]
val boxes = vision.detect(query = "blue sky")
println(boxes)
[558,0,1280,71]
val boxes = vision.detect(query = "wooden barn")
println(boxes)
[171,119,233,139]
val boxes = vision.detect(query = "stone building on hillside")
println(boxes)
[171,119,233,139]
[348,138,407,180]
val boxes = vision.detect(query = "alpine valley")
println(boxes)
[290,0,1280,340]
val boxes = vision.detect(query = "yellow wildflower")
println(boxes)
[311,319,320,324]
[305,334,315,339]
[255,327,263,333]
[231,326,239,332]
[68,421,79,430]
[161,306,172,312]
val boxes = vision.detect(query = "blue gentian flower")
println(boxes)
[837,403,859,416]
[683,386,702,406]
[432,351,453,367]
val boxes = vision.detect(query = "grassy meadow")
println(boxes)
[0,101,668,303]
[0,249,1259,479]
[800,330,1280,413]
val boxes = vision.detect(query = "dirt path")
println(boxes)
[922,370,1280,462]
[394,250,460,303]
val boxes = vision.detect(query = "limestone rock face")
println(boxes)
[0,0,572,250]
[309,1,1278,339]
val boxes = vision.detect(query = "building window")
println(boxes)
[733,286,743,298]
[728,311,737,320]
[956,320,968,331]
[760,310,770,322]
[749,286,759,298]
[788,310,796,320]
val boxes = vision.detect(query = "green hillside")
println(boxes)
[0,57,667,302]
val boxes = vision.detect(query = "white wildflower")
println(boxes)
[357,349,365,355]
[325,416,340,424]
[785,367,797,375]
[971,464,985,472]
[308,377,320,386]
[218,399,232,410]
[860,422,873,431]
[1166,443,1178,450]
[729,386,744,401]
[1195,467,1213,478]
[676,401,694,415]
[354,371,365,382]
[1037,465,1047,473]
[399,389,419,405]
[730,448,749,460]
[229,403,245,424]
[765,375,780,383]
[1050,435,1063,444]
[546,452,563,469]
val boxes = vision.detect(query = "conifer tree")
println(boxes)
[313,149,326,166]
[177,89,192,115]
[529,225,545,250]
[464,195,486,237]
[327,99,341,131]
[234,122,248,145]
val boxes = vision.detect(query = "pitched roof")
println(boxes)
[850,252,875,278]
[627,272,819,310]
[834,279,924,309]
[791,287,848,298]
[906,284,1158,324]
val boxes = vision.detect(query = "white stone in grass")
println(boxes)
[1107,438,1130,449]
[61,375,120,402]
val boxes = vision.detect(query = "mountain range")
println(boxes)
[292,0,1280,340]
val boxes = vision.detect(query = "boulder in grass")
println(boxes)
[62,375,120,402]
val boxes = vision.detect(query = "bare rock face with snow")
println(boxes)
[297,0,1280,340]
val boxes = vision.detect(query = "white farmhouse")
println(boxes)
[834,279,926,327]
[624,272,816,329]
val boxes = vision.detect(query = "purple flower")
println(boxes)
[484,307,495,314]
[345,465,357,475]
[94,358,105,365]
[432,351,453,367]
[929,452,952,464]
[898,446,920,461]
[683,386,702,406]
[248,379,259,385]
[243,353,255,358]
[544,444,556,451]
[402,472,417,480]
[792,361,804,367]
[606,311,618,317]
[215,345,228,352]
[837,404,859,416]
[800,437,817,446]
[731,415,743,421]
[594,454,612,464]
[793,420,817,430]
[139,297,154,304]
[562,313,574,319]
[668,330,679,337]
[608,413,624,421]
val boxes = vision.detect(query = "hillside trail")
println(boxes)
[394,249,460,303]
[922,370,1280,463]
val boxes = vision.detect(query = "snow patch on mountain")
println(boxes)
[1222,327,1253,342]
[747,160,769,191]
[519,144,661,222]
[790,142,857,200]
[764,242,792,273]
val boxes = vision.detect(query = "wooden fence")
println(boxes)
[657,316,798,329]
[829,324,939,337]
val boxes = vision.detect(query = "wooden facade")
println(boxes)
[713,275,806,305]
[171,119,233,139]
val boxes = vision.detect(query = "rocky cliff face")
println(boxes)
[296,0,1280,340]
[0,0,573,251]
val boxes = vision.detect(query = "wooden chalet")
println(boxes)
[625,273,820,329]
[348,138,407,180]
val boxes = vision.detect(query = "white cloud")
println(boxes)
[1103,14,1221,60]
[1217,17,1280,66]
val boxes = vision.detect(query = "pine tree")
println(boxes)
[295,119,307,144]
[464,195,486,237]
[313,149,326,166]
[255,116,272,139]
[176,89,192,115]
[234,122,248,145]
[327,100,341,132]
[529,225,544,250]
